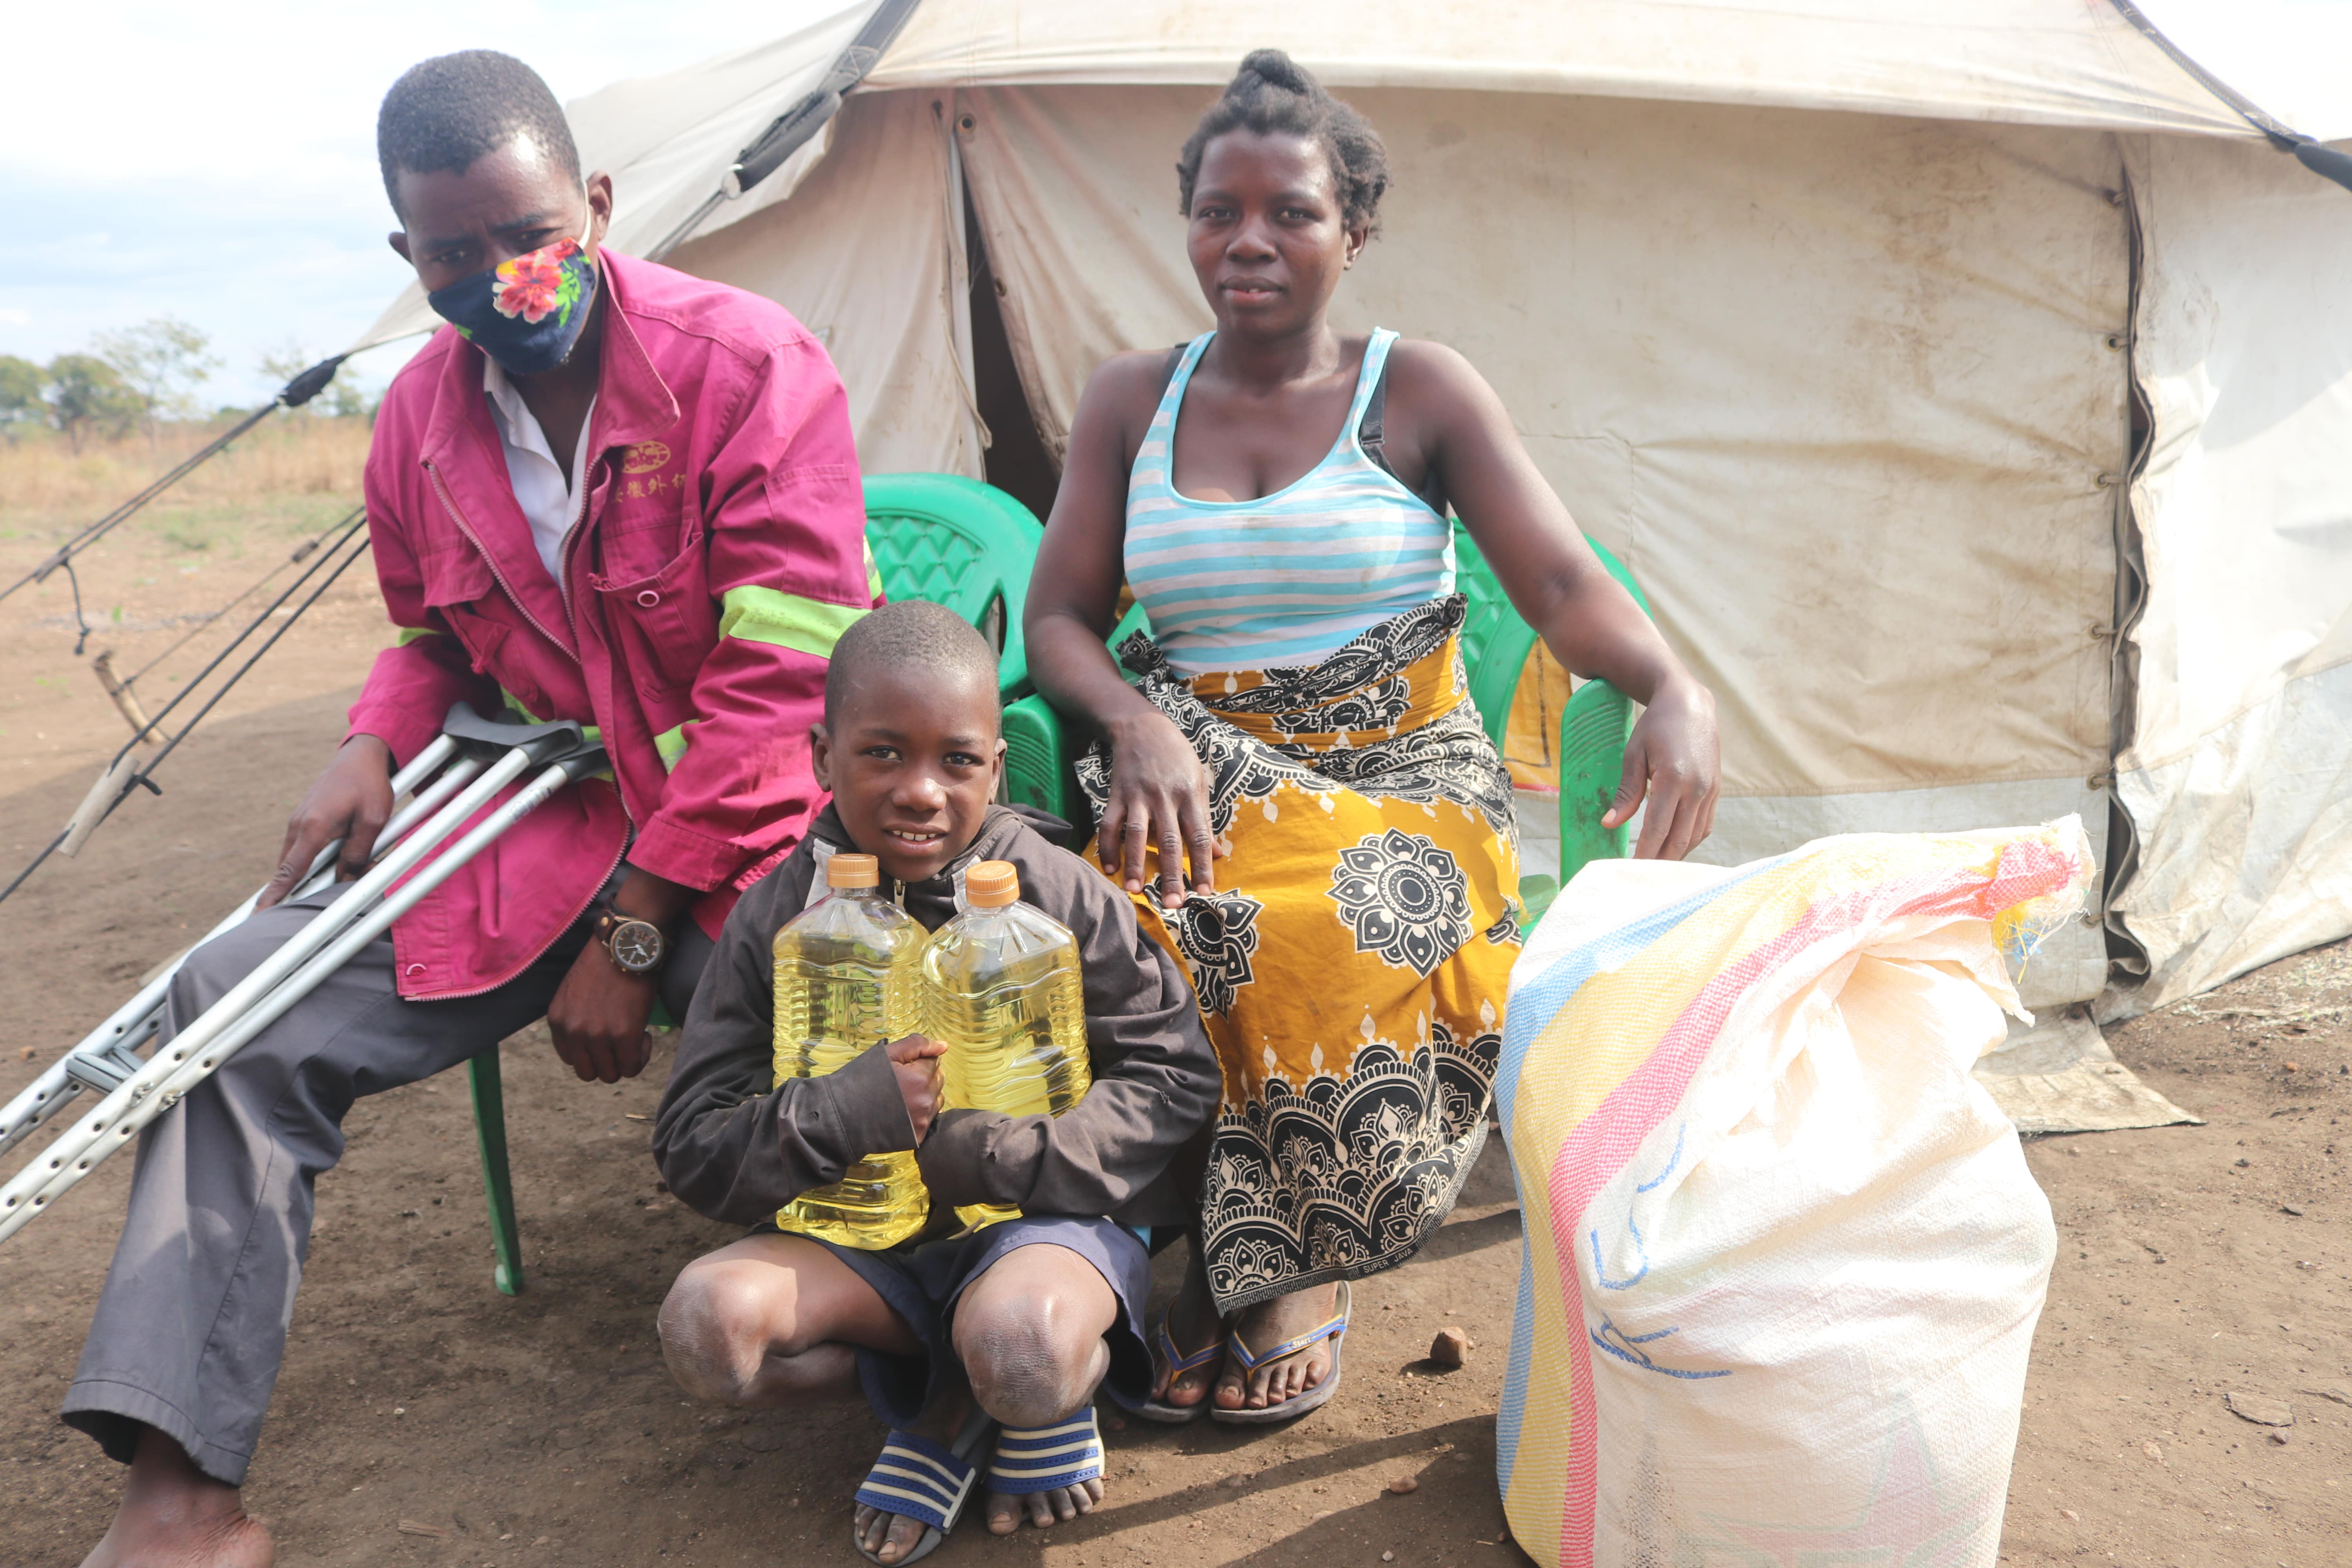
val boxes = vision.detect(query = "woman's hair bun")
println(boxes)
[1236,48,1315,96]
[1176,49,1391,235]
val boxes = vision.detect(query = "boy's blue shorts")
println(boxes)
[788,1214,1154,1428]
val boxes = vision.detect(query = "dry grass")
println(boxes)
[0,418,370,538]
[0,418,372,579]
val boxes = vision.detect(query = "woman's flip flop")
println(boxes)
[987,1404,1107,1498]
[852,1405,998,1565]
[1136,1304,1222,1424]
[1210,1280,1351,1426]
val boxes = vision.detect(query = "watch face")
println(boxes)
[609,918,666,973]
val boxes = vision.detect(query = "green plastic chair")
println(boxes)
[1448,524,1654,927]
[465,1051,526,1294]
[463,473,1051,1298]
[1002,601,1150,823]
[863,473,1044,698]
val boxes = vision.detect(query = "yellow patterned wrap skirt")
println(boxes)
[1079,595,1521,1313]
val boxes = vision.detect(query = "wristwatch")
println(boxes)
[594,907,669,975]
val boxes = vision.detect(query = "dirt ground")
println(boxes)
[3,505,2348,1567]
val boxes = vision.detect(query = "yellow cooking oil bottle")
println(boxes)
[770,852,929,1248]
[924,861,1091,1229]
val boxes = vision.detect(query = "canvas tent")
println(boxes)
[354,0,2352,1122]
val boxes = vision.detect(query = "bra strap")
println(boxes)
[1355,334,1446,516]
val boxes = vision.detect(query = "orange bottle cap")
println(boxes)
[827,853,880,889]
[965,860,1020,907]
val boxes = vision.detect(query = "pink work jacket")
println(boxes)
[352,249,875,1000]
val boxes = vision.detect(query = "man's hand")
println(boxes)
[889,1034,949,1143]
[546,867,696,1084]
[546,944,659,1083]
[257,734,395,909]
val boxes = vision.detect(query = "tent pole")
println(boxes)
[645,0,928,260]
[2106,0,2352,194]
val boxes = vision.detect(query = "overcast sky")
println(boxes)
[0,2,826,405]
[1,0,2344,408]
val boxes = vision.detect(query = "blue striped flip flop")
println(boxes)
[1210,1280,1351,1425]
[853,1405,997,1565]
[1137,1303,1222,1423]
[986,1406,1106,1497]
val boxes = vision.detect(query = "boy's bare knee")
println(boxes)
[954,1294,1100,1428]
[659,1260,804,1405]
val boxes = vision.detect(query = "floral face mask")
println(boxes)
[426,201,597,377]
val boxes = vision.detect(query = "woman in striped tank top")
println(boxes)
[1026,51,1721,1427]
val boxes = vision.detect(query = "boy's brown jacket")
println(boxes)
[653,804,1219,1230]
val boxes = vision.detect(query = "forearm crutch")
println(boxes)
[0,735,478,1158]
[0,706,606,1245]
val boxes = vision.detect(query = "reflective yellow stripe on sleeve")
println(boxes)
[654,722,692,771]
[865,537,884,603]
[717,585,868,659]
[394,626,443,647]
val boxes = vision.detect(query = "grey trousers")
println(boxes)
[60,881,710,1485]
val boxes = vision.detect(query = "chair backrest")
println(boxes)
[862,474,1045,698]
[1452,527,1539,750]
[1446,523,1656,915]
[1452,523,1655,743]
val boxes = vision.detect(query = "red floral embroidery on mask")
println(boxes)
[490,238,581,323]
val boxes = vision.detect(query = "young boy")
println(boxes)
[654,601,1219,1564]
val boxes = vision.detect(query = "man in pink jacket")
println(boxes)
[63,51,874,1567]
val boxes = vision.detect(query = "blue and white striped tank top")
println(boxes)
[1124,328,1455,676]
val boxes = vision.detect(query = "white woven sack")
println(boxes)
[1497,830,2078,1567]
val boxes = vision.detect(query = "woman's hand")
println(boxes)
[1099,709,1222,909]
[1604,675,1720,861]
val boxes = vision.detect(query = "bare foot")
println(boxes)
[853,1402,984,1564]
[80,1428,274,1568]
[985,1473,1105,1535]
[853,1497,935,1565]
[1148,1250,1225,1414]
[1214,1283,1341,1413]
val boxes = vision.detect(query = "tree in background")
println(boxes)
[0,354,44,442]
[46,354,145,452]
[258,343,373,421]
[94,316,221,443]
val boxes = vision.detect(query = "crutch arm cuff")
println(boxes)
[439,701,589,765]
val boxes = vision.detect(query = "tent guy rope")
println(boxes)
[0,510,372,910]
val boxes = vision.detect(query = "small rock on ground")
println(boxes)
[2224,1391,2294,1427]
[1430,1326,1470,1368]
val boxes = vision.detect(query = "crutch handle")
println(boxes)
[439,701,590,764]
[557,746,612,783]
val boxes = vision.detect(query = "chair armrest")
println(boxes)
[1002,693,1074,822]
[1558,676,1635,886]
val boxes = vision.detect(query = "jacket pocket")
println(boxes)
[590,542,715,698]
[418,546,510,676]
